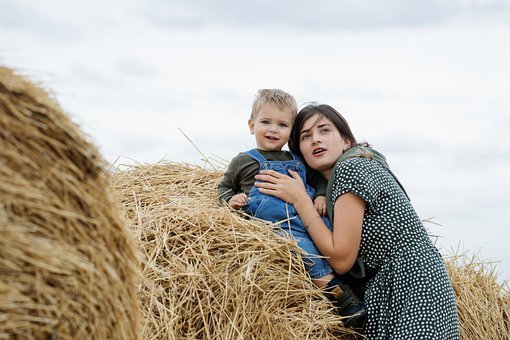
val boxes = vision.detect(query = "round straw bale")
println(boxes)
[112,161,510,339]
[112,162,359,339]
[0,67,140,339]
[445,254,510,339]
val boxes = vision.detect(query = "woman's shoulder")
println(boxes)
[332,156,385,186]
[334,156,372,171]
[335,146,388,171]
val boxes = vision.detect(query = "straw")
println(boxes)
[445,253,509,339]
[112,161,359,339]
[112,160,510,339]
[0,66,140,339]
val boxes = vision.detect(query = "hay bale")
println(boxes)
[445,254,510,339]
[0,67,140,339]
[112,161,510,339]
[112,162,358,339]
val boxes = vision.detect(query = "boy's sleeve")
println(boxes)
[307,167,327,197]
[217,154,243,204]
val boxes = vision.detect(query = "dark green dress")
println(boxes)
[329,150,459,339]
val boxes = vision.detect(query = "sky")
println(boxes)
[1,0,509,283]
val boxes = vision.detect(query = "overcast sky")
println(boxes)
[2,0,509,282]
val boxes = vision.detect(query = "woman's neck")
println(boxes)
[320,168,332,179]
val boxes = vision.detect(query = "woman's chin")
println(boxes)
[308,157,335,175]
[307,159,325,171]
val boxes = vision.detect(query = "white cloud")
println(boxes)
[1,0,509,282]
[141,0,510,31]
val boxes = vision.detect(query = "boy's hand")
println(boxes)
[228,193,248,210]
[314,195,327,216]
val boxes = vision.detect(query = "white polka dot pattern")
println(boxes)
[332,157,460,339]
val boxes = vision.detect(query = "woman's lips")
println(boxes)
[312,147,326,156]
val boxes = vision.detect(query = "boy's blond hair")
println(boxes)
[251,89,297,119]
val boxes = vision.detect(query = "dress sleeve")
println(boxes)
[330,158,378,208]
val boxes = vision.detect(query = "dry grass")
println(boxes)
[0,67,140,339]
[445,254,509,339]
[111,161,359,339]
[2,65,508,339]
[112,160,510,340]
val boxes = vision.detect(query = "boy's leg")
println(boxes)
[287,230,366,328]
[291,233,335,281]
[325,277,367,329]
[281,216,366,328]
[312,273,336,288]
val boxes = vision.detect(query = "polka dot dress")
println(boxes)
[331,157,460,339]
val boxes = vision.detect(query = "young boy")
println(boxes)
[218,89,366,328]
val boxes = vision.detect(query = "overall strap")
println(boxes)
[243,148,267,164]
[289,152,301,161]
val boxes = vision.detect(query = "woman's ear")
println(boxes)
[342,137,352,152]
[248,119,255,134]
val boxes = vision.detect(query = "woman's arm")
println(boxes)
[324,193,364,273]
[254,169,364,274]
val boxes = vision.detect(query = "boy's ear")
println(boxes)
[248,119,255,134]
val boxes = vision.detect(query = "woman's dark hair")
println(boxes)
[289,104,358,157]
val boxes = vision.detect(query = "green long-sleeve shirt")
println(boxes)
[218,149,327,205]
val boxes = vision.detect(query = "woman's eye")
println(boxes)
[321,128,330,134]
[301,134,311,141]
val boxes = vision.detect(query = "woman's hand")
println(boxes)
[254,169,309,206]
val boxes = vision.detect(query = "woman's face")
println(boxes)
[298,114,351,178]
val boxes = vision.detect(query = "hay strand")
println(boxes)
[112,161,510,339]
[0,66,140,339]
[112,161,358,339]
[445,253,509,339]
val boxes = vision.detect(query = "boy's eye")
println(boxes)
[279,123,289,128]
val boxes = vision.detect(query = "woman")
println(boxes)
[254,104,460,339]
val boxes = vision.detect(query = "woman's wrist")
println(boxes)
[293,194,312,212]
[304,214,322,231]
[294,196,321,227]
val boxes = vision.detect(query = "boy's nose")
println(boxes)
[269,125,279,132]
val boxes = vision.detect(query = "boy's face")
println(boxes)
[248,103,294,152]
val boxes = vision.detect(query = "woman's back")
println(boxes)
[331,156,459,339]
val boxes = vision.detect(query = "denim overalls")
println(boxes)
[244,149,334,279]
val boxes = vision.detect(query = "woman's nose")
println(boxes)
[311,133,321,144]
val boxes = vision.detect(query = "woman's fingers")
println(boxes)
[254,180,274,189]
[258,169,280,176]
[256,169,281,181]
[287,169,305,186]
[255,170,303,190]
[255,172,281,184]
[287,169,300,179]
